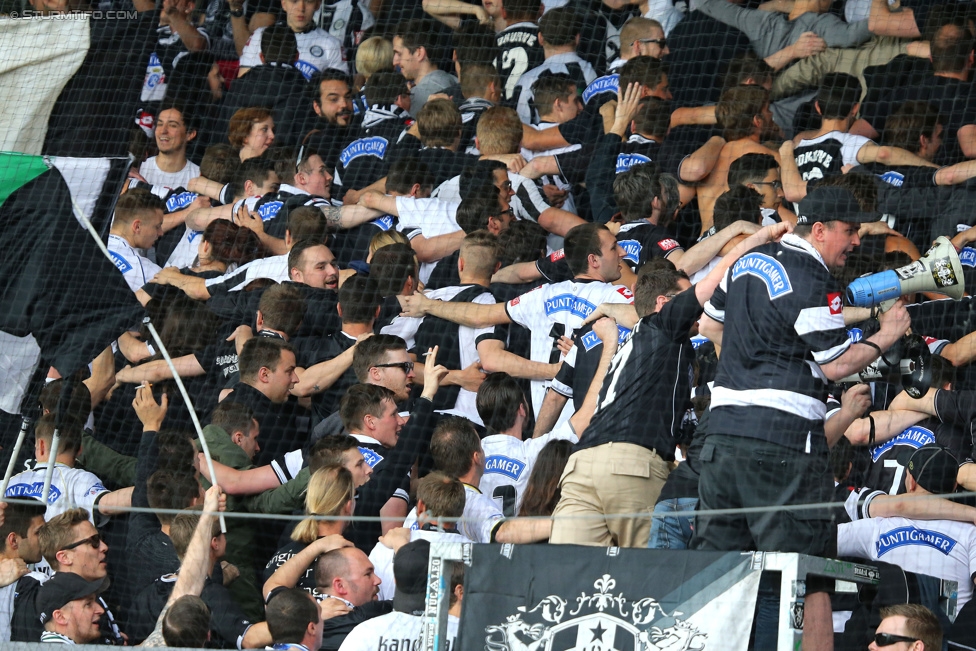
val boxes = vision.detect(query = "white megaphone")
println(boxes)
[846,236,965,308]
[839,334,932,398]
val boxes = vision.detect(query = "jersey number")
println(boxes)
[598,338,634,411]
[501,48,529,100]
[492,485,518,518]
[884,459,906,495]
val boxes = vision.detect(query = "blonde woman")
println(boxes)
[355,36,394,90]
[262,465,355,595]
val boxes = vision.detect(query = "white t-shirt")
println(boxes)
[505,279,634,420]
[164,226,204,269]
[368,529,474,602]
[404,484,504,544]
[139,157,200,190]
[840,487,976,609]
[5,462,109,522]
[204,254,289,292]
[240,26,347,79]
[107,234,162,292]
[394,196,461,285]
[480,421,579,516]
[338,611,458,651]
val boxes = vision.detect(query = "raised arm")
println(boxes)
[262,535,353,599]
[670,220,761,275]
[825,383,872,447]
[140,484,226,647]
[679,136,726,183]
[568,317,619,435]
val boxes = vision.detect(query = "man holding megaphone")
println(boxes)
[692,185,912,651]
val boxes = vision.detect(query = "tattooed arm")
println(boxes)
[321,204,384,229]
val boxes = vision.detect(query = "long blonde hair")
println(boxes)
[291,465,355,543]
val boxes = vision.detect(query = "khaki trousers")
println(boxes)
[550,442,670,548]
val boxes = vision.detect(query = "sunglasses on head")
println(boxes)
[373,362,414,373]
[873,633,919,647]
[60,533,101,552]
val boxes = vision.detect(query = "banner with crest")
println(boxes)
[457,545,762,651]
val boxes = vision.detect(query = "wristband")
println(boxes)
[856,340,883,357]
[229,6,244,17]
[867,414,875,447]
[146,342,156,357]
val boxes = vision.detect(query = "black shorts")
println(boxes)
[692,434,837,558]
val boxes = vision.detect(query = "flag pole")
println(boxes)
[2,363,49,497]
[71,197,225,533]
[41,376,76,505]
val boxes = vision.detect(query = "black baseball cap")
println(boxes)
[392,539,430,615]
[37,573,109,624]
[897,445,959,495]
[795,186,878,225]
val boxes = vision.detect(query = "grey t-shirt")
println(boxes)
[410,69,459,115]
[698,0,871,58]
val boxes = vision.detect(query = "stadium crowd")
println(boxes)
[3,0,976,647]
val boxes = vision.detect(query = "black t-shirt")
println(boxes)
[615,135,662,175]
[294,331,359,423]
[299,120,357,172]
[345,399,436,552]
[423,250,460,292]
[863,416,970,495]
[330,215,397,267]
[207,282,342,340]
[495,22,545,103]
[551,320,627,412]
[333,107,412,193]
[320,600,394,651]
[224,382,311,465]
[707,238,850,451]
[615,220,684,272]
[127,573,252,647]
[264,539,318,595]
[575,288,701,458]
[535,249,572,284]
[409,146,480,187]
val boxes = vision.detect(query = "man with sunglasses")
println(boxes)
[581,17,668,112]
[11,508,124,644]
[869,604,942,651]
